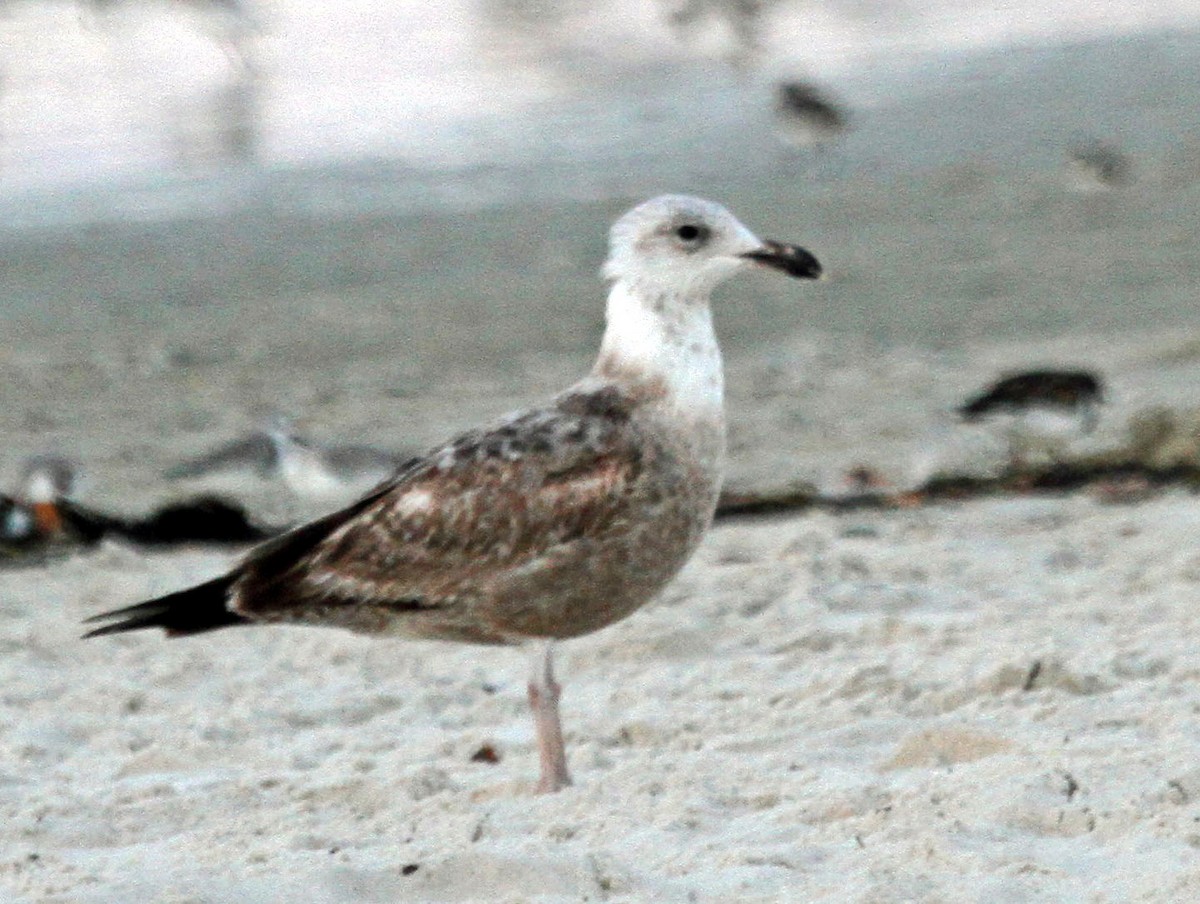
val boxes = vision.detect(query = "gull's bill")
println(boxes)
[740,240,823,279]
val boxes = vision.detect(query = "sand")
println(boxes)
[6,12,1200,904]
[6,495,1200,902]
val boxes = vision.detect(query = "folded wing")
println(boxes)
[230,394,647,638]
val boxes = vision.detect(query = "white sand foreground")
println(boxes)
[3,488,1200,902]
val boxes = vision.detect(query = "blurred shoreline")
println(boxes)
[4,4,1200,209]
[2,13,1200,510]
[1,24,1198,319]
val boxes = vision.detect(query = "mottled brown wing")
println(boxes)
[230,398,645,632]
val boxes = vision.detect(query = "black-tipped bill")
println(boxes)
[741,240,823,279]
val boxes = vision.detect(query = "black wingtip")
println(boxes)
[82,614,161,639]
[83,575,246,639]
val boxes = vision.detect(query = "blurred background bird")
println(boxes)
[773,79,848,153]
[0,455,77,546]
[959,369,1105,470]
[165,415,409,510]
[1066,138,1132,192]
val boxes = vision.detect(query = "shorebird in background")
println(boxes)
[165,416,408,507]
[265,419,410,505]
[774,80,848,153]
[959,369,1104,469]
[1066,139,1132,192]
[1,456,77,547]
[80,0,260,71]
[663,0,767,68]
[86,195,822,794]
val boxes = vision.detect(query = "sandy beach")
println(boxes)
[5,4,1200,901]
[6,493,1200,901]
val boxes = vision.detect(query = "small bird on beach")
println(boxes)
[1,456,77,547]
[773,80,848,153]
[165,416,408,507]
[264,419,411,506]
[959,369,1104,469]
[85,195,822,793]
[1066,139,1132,192]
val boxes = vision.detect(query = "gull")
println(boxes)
[85,195,822,794]
[959,369,1104,469]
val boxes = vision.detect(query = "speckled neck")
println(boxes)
[592,281,724,416]
[590,280,726,482]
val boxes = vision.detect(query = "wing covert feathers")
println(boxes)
[233,394,645,626]
[87,389,653,642]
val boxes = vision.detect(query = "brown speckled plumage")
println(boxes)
[85,195,821,793]
[226,385,720,643]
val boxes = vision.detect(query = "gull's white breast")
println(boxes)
[596,282,725,418]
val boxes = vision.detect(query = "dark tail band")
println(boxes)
[83,575,247,638]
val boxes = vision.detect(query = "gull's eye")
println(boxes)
[674,223,709,246]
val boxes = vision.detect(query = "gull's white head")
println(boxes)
[603,194,822,297]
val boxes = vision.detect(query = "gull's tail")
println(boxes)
[83,575,247,638]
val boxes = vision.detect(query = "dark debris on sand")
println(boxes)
[1,459,1193,566]
[714,460,1200,520]
[0,495,279,568]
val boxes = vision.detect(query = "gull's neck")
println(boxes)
[591,279,724,422]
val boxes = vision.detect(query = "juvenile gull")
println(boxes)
[85,195,822,793]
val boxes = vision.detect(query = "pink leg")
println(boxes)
[527,643,572,793]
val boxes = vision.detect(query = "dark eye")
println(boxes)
[676,224,701,242]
